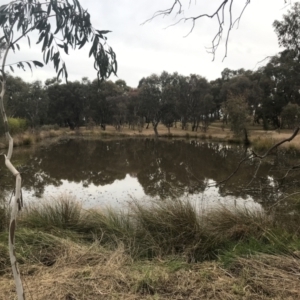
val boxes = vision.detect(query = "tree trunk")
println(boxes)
[153,122,159,138]
[243,128,250,146]
[0,48,25,300]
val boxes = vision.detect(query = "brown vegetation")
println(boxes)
[0,236,300,299]
[1,195,300,299]
[1,122,300,151]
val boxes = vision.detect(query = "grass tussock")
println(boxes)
[21,195,82,231]
[1,196,300,298]
[252,137,275,152]
[15,195,300,262]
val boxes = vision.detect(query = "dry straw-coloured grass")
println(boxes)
[3,121,300,150]
[1,239,300,299]
[2,196,300,299]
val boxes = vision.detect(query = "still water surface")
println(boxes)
[1,137,298,210]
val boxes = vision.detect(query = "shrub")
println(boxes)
[7,117,28,134]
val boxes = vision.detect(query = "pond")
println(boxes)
[1,137,299,211]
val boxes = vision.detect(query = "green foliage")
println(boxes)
[0,228,71,269]
[7,117,27,134]
[21,195,82,231]
[225,94,251,136]
[0,1,116,82]
[273,2,300,58]
[281,102,300,129]
[20,197,300,263]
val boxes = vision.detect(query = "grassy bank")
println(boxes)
[1,122,300,152]
[1,196,300,299]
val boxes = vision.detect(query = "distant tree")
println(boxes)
[0,1,116,298]
[225,93,251,143]
[138,74,162,137]
[90,80,122,127]
[47,81,86,128]
[3,75,28,118]
[127,88,143,131]
[24,80,49,128]
[188,75,211,132]
[274,2,300,59]
[199,94,215,132]
[109,94,128,131]
[281,103,300,129]
[115,79,130,94]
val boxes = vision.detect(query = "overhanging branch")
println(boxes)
[145,0,251,61]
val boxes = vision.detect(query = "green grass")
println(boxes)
[1,196,299,266]
[2,196,300,299]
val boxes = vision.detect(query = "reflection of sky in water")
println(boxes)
[188,179,263,213]
[23,174,145,208]
[23,175,263,212]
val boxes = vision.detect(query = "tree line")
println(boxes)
[2,3,300,138]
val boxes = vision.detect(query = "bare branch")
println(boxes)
[252,127,300,159]
[146,0,251,60]
[217,153,253,186]
[279,163,300,181]
[246,159,262,188]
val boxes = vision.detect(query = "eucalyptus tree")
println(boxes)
[90,79,123,127]
[176,75,191,129]
[138,74,162,137]
[0,1,116,298]
[225,93,251,143]
[160,71,180,133]
[2,74,28,118]
[24,80,49,127]
[47,80,86,127]
[188,75,211,131]
[126,88,143,130]
[274,2,300,59]
[281,102,300,129]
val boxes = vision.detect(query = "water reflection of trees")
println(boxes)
[1,138,300,204]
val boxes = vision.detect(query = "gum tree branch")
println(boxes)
[145,0,250,61]
[0,1,117,298]
[218,128,300,195]
[0,22,24,300]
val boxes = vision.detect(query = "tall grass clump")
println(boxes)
[252,137,274,152]
[21,195,82,231]
[79,208,135,245]
[21,196,135,246]
[130,199,213,260]
[19,196,300,263]
[205,206,272,242]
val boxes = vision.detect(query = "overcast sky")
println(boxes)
[5,0,293,87]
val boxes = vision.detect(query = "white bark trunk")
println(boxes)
[0,41,25,300]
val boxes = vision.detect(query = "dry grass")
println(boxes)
[17,196,300,261]
[1,122,300,152]
[21,195,83,231]
[205,205,272,241]
[1,196,300,299]
[1,238,300,299]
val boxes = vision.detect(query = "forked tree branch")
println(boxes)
[144,0,250,61]
[217,127,300,198]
